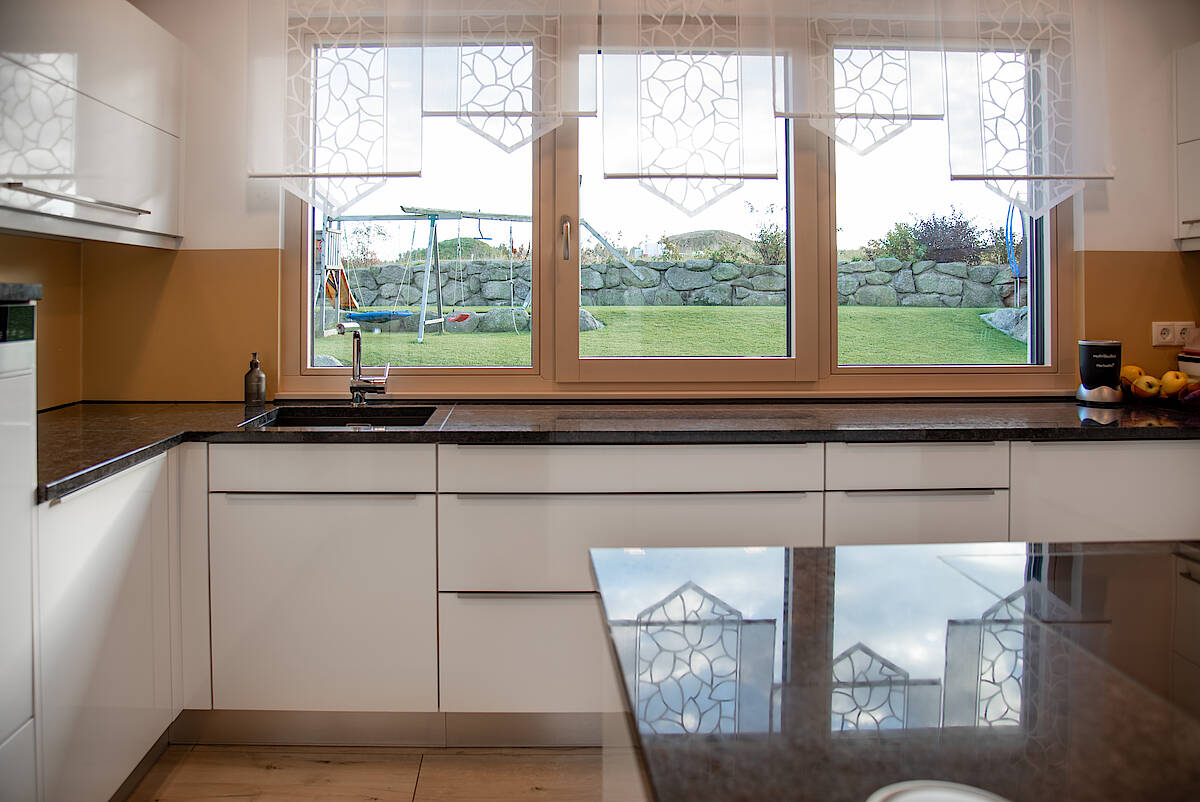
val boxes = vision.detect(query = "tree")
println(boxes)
[658,234,682,260]
[747,203,787,265]
[863,222,924,261]
[339,223,388,269]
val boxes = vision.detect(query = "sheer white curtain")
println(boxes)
[771,0,946,155]
[771,0,1112,218]
[599,0,777,215]
[940,0,1112,218]
[248,0,1111,220]
[422,0,598,153]
[247,0,423,216]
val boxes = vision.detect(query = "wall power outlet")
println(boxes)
[1152,321,1195,346]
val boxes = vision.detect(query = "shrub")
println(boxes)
[658,235,682,260]
[981,225,1023,268]
[705,242,745,263]
[911,207,983,264]
[863,222,925,262]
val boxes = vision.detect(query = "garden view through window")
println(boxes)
[307,45,1048,372]
[311,114,534,369]
[835,118,1042,367]
[576,59,791,359]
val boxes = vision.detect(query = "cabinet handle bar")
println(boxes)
[3,182,151,215]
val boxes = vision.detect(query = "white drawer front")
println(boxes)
[209,493,437,712]
[439,492,822,591]
[824,489,1010,546]
[1010,441,1200,542]
[825,441,1009,490]
[439,593,624,713]
[209,443,435,492]
[438,444,823,493]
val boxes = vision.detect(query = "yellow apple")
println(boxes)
[1130,375,1161,398]
[1120,365,1145,389]
[1161,371,1189,396]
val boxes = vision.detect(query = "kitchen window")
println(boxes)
[263,0,1106,397]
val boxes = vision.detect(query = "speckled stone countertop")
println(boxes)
[36,399,1200,502]
[591,542,1200,801]
[0,282,42,302]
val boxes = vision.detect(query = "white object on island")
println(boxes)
[866,780,1013,802]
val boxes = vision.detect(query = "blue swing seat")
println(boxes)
[345,310,415,323]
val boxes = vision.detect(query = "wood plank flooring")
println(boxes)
[128,745,609,801]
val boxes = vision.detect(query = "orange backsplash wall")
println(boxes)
[0,233,83,409]
[1078,251,1200,379]
[80,244,282,401]
[3,229,1198,402]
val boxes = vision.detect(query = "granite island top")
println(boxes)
[36,398,1200,502]
[590,541,1200,801]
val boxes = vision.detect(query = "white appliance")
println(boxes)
[0,294,38,801]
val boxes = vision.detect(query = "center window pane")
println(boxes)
[577,73,791,359]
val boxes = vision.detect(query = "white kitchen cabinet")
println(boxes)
[1179,140,1200,244]
[209,493,437,712]
[825,489,1010,546]
[0,61,181,246]
[1177,42,1200,146]
[209,443,436,493]
[439,491,822,591]
[824,441,1009,491]
[0,363,34,756]
[175,443,211,711]
[439,592,624,714]
[1177,42,1200,249]
[0,720,36,802]
[1010,441,1200,542]
[37,455,172,802]
[439,443,824,493]
[0,0,182,135]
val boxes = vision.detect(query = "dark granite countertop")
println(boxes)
[590,541,1200,801]
[0,282,43,302]
[36,399,1200,502]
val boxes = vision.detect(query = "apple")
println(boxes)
[1130,375,1161,398]
[1161,371,1189,397]
[1120,365,1145,389]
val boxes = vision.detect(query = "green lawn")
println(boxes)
[314,306,1027,367]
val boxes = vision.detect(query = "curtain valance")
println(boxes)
[248,0,1112,219]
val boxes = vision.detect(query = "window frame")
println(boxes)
[275,43,1081,399]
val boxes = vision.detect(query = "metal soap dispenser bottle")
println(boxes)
[244,352,267,405]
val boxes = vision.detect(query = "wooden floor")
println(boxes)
[129,745,611,801]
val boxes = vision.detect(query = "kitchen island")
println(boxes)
[590,541,1200,802]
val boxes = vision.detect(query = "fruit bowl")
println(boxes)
[1120,366,1200,409]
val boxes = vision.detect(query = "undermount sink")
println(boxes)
[258,405,437,429]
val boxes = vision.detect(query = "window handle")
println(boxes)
[561,216,571,261]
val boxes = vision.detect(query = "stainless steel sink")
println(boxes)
[256,405,437,429]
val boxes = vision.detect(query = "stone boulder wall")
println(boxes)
[345,257,1018,308]
[350,259,789,307]
[837,259,1021,308]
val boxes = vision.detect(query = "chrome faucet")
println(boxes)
[337,323,389,406]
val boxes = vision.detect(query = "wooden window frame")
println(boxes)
[276,72,1079,400]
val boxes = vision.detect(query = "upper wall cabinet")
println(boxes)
[0,0,182,249]
[1177,41,1200,251]
[0,0,181,135]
